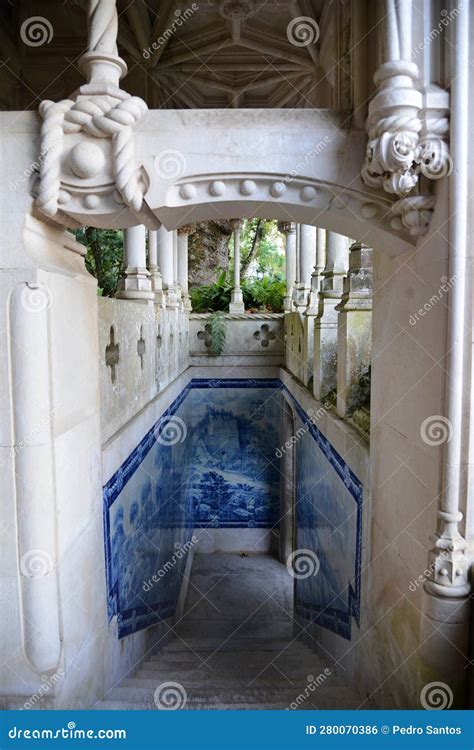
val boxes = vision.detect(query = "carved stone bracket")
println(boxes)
[34,0,159,231]
[361,2,451,235]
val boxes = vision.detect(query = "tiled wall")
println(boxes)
[288,396,362,640]
[103,378,363,640]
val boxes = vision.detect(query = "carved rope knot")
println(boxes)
[36,90,152,226]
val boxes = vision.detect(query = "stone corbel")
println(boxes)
[33,0,159,231]
[361,1,451,230]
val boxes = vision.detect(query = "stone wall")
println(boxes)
[99,300,189,444]
[189,313,284,367]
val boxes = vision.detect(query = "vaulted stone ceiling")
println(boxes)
[0,0,354,111]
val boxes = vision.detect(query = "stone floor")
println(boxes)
[95,553,367,710]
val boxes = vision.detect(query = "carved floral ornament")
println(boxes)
[361,1,452,237]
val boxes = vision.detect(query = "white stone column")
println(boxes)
[177,225,193,312]
[302,228,326,387]
[335,243,373,421]
[229,219,244,313]
[313,231,350,402]
[172,230,181,303]
[279,222,297,312]
[116,225,154,301]
[294,224,317,310]
[307,228,326,315]
[157,225,179,309]
[148,229,165,305]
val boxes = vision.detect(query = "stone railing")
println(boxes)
[189,313,284,366]
[99,299,189,442]
[285,242,372,437]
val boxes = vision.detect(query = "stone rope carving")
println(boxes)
[35,0,158,229]
[190,313,284,320]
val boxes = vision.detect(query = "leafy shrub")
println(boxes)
[190,271,233,312]
[209,311,227,355]
[190,273,285,313]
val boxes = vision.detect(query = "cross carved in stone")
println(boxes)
[105,326,119,383]
[253,323,276,348]
[137,326,146,370]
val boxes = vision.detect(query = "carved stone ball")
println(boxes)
[70,142,105,179]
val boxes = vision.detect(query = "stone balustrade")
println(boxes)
[283,230,373,438]
[189,313,284,366]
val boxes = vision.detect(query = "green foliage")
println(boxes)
[74,227,124,297]
[241,277,286,312]
[190,273,286,313]
[234,219,284,279]
[209,311,227,355]
[190,271,233,312]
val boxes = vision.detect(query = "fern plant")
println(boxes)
[209,311,227,355]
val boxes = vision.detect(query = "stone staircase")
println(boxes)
[95,553,366,710]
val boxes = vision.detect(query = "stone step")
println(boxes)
[159,637,307,654]
[94,699,304,711]
[132,666,334,687]
[175,621,295,640]
[106,683,361,709]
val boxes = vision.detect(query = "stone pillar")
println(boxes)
[157,225,179,309]
[313,232,350,402]
[307,228,326,315]
[229,219,245,313]
[177,225,193,312]
[279,222,297,312]
[336,242,373,421]
[294,224,317,310]
[172,230,181,303]
[116,225,154,301]
[302,229,326,387]
[148,229,165,305]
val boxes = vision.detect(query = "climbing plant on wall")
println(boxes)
[75,227,124,297]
